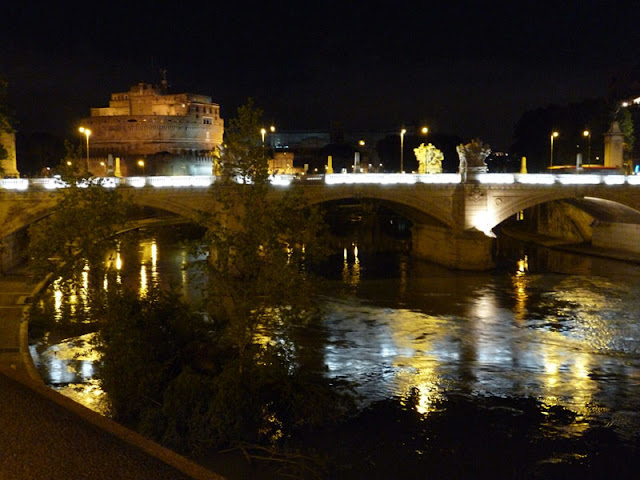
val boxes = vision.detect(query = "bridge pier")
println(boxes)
[0,228,30,274]
[411,224,495,270]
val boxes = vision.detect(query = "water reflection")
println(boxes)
[31,229,204,412]
[31,227,640,444]
[341,243,361,288]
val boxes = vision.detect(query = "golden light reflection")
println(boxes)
[53,279,63,321]
[181,250,188,294]
[80,263,89,306]
[137,238,159,292]
[517,255,528,275]
[539,341,597,424]
[341,243,361,287]
[512,256,529,323]
[140,264,148,297]
[384,310,444,416]
[151,240,158,282]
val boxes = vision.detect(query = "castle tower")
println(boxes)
[0,131,20,178]
[604,121,624,170]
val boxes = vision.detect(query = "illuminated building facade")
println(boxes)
[0,131,20,178]
[80,81,224,176]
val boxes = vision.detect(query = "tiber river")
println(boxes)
[29,226,640,478]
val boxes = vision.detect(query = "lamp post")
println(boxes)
[549,131,559,167]
[583,130,591,164]
[78,127,91,173]
[260,125,276,145]
[400,128,407,173]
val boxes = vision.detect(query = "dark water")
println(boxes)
[29,228,640,478]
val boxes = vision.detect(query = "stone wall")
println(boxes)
[592,222,640,253]
[0,228,29,273]
[0,131,20,178]
[534,201,594,242]
[85,117,223,156]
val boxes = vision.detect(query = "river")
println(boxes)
[29,226,640,478]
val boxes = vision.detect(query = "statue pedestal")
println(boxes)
[464,166,489,183]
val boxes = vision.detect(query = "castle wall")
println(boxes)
[81,83,224,174]
[0,131,20,178]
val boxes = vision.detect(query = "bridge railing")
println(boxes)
[3,173,640,191]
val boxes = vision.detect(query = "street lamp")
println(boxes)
[78,127,91,172]
[549,131,559,167]
[137,159,145,176]
[260,126,276,144]
[583,130,591,164]
[400,128,407,173]
[421,126,429,135]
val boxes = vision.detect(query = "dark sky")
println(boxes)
[1,0,639,150]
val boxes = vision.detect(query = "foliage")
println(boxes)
[0,75,13,134]
[198,99,330,371]
[617,106,635,161]
[95,288,210,426]
[90,100,352,467]
[511,98,612,171]
[28,181,131,316]
[95,288,355,459]
[0,75,15,175]
[56,140,85,180]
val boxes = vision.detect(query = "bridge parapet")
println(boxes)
[4,172,640,192]
[4,173,640,270]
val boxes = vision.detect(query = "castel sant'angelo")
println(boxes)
[80,76,224,176]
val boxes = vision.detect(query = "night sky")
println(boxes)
[1,0,639,150]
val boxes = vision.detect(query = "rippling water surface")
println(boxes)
[29,227,640,476]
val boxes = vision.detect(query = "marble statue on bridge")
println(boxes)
[414,143,444,174]
[457,139,491,178]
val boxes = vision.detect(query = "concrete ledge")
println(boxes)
[1,368,225,480]
[4,270,225,480]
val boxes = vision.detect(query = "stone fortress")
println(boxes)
[80,78,223,176]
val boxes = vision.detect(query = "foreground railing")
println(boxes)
[2,172,640,191]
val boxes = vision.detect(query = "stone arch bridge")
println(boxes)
[2,173,640,270]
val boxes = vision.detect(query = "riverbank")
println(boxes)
[499,226,640,264]
[0,268,225,480]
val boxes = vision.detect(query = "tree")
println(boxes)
[67,100,353,467]
[511,98,612,171]
[28,180,131,319]
[617,106,635,166]
[0,75,15,177]
[200,99,330,372]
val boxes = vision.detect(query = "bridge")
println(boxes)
[3,172,640,270]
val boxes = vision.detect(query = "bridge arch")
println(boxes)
[486,186,640,231]
[301,184,456,229]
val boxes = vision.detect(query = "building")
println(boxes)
[80,81,224,176]
[0,130,20,178]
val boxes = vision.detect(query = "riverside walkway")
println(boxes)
[0,270,225,480]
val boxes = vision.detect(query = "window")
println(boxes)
[203,117,212,125]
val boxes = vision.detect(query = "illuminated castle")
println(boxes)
[80,79,224,176]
